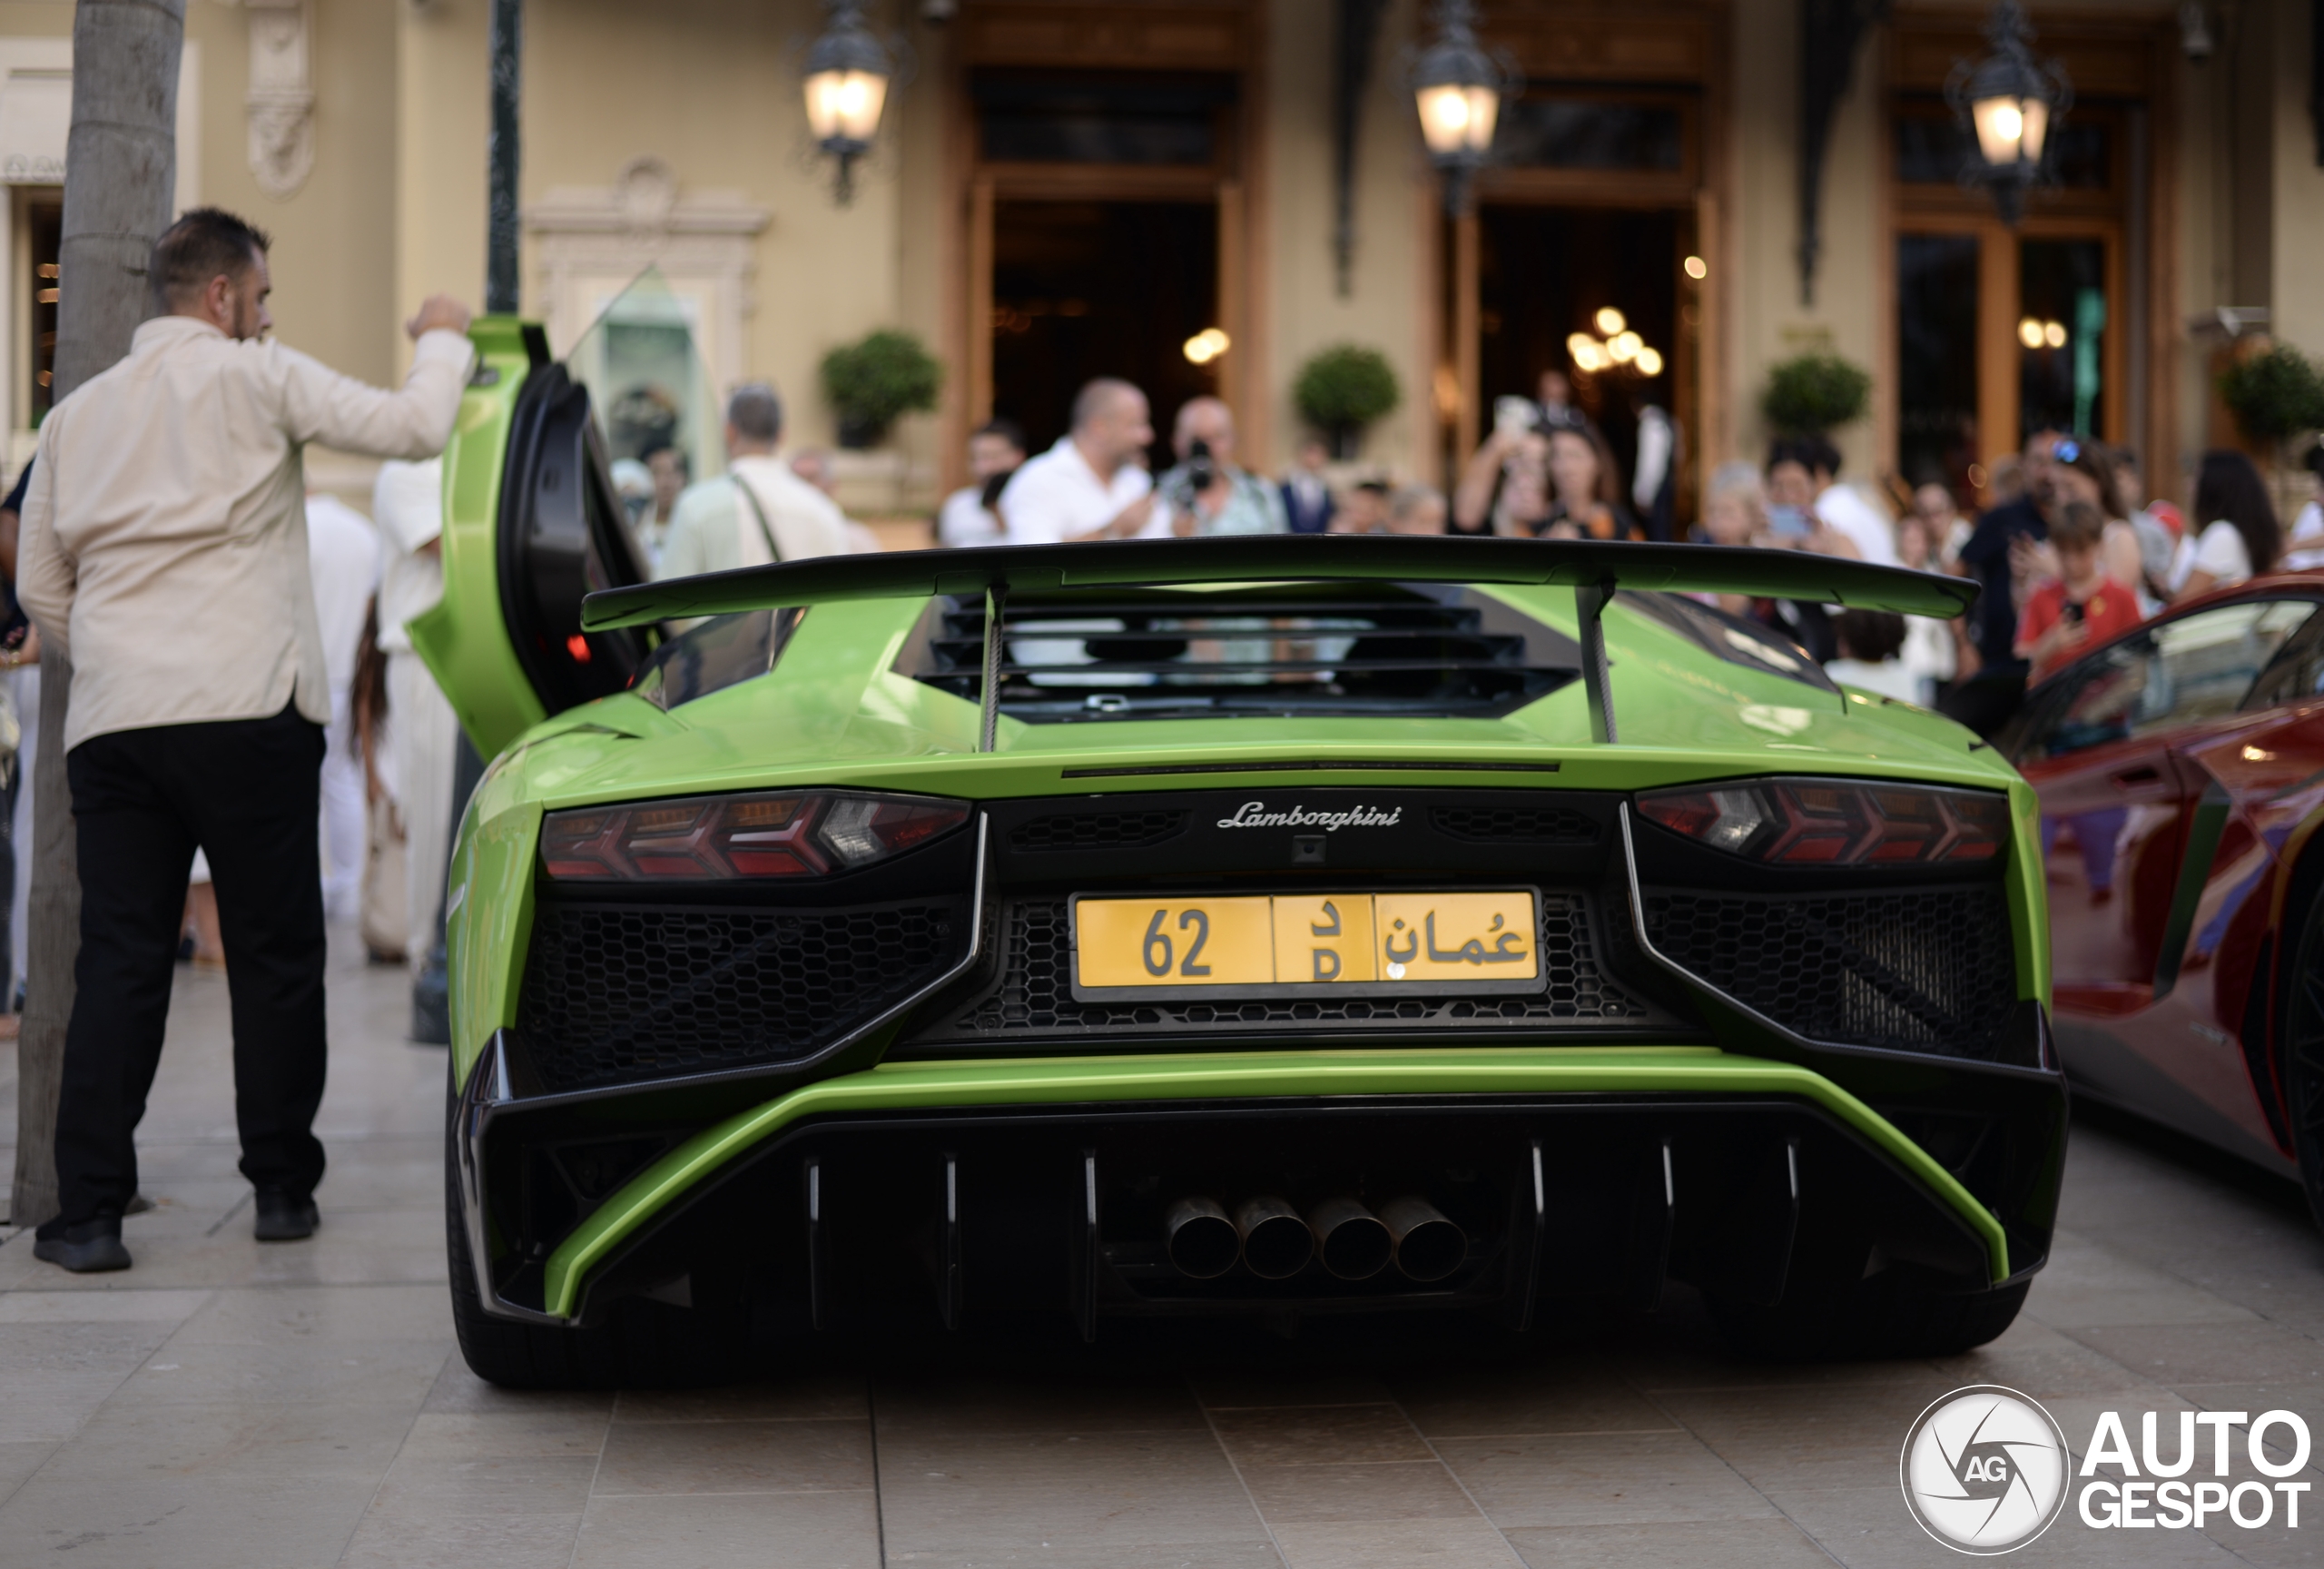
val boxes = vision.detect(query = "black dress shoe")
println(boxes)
[253,1190,319,1242]
[32,1216,131,1273]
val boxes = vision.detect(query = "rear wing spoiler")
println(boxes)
[583,535,1974,627]
[581,537,1975,747]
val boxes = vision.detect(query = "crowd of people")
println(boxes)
[900,366,2321,742]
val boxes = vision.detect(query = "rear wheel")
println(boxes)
[2280,884,2324,1231]
[443,1080,744,1388]
[1707,1248,2027,1361]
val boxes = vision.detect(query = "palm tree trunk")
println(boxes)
[8,0,182,1229]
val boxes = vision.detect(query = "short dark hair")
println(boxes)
[1834,609,1905,664]
[726,382,783,444]
[2049,500,2106,551]
[1766,435,1838,479]
[973,418,1027,454]
[149,207,271,311]
[2193,449,2281,574]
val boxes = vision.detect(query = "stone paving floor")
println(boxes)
[0,932,2319,1567]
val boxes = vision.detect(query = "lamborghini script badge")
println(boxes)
[1216,802,1403,831]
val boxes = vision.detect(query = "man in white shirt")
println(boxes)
[655,384,851,579]
[935,419,1027,548]
[996,380,1160,546]
[303,491,379,925]
[15,208,471,1270]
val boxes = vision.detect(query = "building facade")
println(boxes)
[0,0,2316,518]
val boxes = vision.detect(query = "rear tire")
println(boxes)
[1708,1267,2029,1362]
[443,1079,743,1389]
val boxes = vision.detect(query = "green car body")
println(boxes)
[426,323,2063,1386]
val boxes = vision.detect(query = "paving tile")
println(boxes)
[0,1288,212,1324]
[167,1282,453,1345]
[1236,1458,1481,1524]
[338,1507,586,1569]
[421,1356,615,1418]
[0,1439,54,1505]
[887,1544,1281,1569]
[0,1398,419,1569]
[1392,1363,1679,1439]
[1267,1516,1524,1568]
[2073,1322,2324,1386]
[591,1416,872,1495]
[1768,1483,2242,1568]
[1189,1370,1397,1410]
[1927,1335,2162,1400]
[106,1336,449,1408]
[0,1319,177,1374]
[572,1489,882,1569]
[2024,1235,2264,1329]
[1647,1377,1967,1493]
[1206,1404,1433,1466]
[1503,1516,1833,1569]
[395,1408,610,1462]
[0,1369,137,1443]
[1435,1430,1776,1529]
[615,1374,866,1424]
[366,1451,599,1513]
[878,1426,1264,1553]
[873,1373,1208,1436]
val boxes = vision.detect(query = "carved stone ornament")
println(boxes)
[245,0,315,200]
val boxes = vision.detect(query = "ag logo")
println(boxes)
[1900,1386,2071,1554]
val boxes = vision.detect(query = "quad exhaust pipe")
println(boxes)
[1167,1192,1468,1281]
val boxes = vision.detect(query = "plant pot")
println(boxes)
[1328,423,1363,461]
[836,415,887,451]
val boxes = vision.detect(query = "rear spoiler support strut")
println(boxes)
[979,583,1008,752]
[1575,579,1618,745]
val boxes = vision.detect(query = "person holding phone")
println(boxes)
[2014,502,2143,679]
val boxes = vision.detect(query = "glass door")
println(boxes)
[1892,222,2121,508]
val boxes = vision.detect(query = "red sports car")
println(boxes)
[2003,573,2324,1223]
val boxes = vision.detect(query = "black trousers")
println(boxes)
[42,704,328,1232]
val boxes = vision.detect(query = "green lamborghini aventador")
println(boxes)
[422,320,2062,1387]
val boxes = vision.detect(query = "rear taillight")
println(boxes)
[1636,779,2008,866]
[540,791,969,881]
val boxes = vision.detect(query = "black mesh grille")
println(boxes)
[1009,810,1188,853]
[518,901,963,1092]
[933,894,1642,1041]
[1640,885,2017,1058]
[1431,805,1599,844]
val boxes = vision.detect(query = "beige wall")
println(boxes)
[185,0,400,389]
[1261,0,1430,480]
[1727,0,1885,479]
[2267,0,2324,359]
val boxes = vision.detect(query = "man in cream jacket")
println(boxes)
[15,208,474,1271]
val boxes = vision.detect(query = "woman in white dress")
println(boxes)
[2169,450,2281,601]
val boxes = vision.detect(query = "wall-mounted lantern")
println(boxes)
[1410,0,1514,219]
[803,0,894,206]
[1945,1,2071,225]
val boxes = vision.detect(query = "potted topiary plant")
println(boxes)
[1762,352,1872,437]
[2220,341,2324,450]
[820,329,943,449]
[1293,343,1401,459]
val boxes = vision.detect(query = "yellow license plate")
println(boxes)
[1073,891,1538,991]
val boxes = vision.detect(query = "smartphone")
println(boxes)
[1493,396,1536,438]
[2061,599,2085,625]
[1766,504,1811,538]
